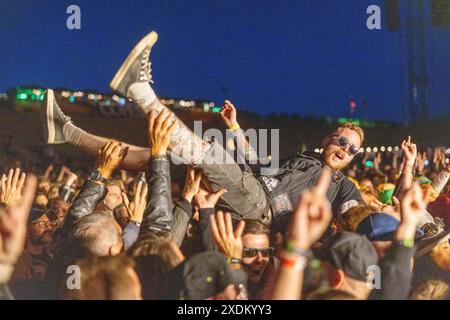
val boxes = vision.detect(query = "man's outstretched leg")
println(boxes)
[109,31,269,223]
[41,89,150,171]
[109,31,208,164]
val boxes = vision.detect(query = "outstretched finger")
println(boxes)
[234,220,245,239]
[16,175,37,222]
[315,167,332,196]
[210,214,226,251]
[18,172,26,192]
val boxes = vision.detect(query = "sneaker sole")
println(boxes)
[109,31,158,92]
[45,89,55,144]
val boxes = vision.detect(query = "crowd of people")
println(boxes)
[0,31,449,300]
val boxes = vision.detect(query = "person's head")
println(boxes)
[431,233,450,271]
[102,181,123,212]
[128,231,184,268]
[410,279,450,300]
[322,123,364,171]
[334,204,373,233]
[69,212,123,257]
[28,210,54,245]
[307,288,358,300]
[48,198,70,228]
[241,220,272,283]
[134,255,171,300]
[314,232,378,299]
[166,251,246,300]
[47,185,60,200]
[64,255,141,300]
[38,177,51,194]
[359,178,374,189]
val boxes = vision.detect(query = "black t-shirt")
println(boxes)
[259,153,362,222]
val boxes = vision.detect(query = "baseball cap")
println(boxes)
[165,251,247,300]
[356,213,424,241]
[28,206,46,224]
[313,231,378,282]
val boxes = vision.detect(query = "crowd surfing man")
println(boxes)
[0,30,448,301]
[41,31,363,231]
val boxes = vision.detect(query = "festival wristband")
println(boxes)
[280,255,307,272]
[227,257,243,265]
[284,241,313,259]
[228,124,241,132]
[397,239,415,248]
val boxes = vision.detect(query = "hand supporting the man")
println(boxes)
[210,211,245,261]
[95,141,129,179]
[148,109,177,156]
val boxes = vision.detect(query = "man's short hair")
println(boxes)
[243,220,269,236]
[335,122,364,144]
[69,212,122,257]
[128,231,181,269]
[334,204,373,233]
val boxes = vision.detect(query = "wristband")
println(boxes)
[280,255,307,272]
[228,124,240,132]
[285,242,313,259]
[227,257,243,265]
[397,239,415,248]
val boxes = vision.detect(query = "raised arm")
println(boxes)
[139,110,177,237]
[220,100,259,164]
[64,141,128,227]
[271,168,332,300]
[370,183,424,300]
[394,136,417,200]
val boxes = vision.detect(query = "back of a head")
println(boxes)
[134,255,171,300]
[69,212,122,258]
[308,289,358,300]
[128,231,181,269]
[334,205,373,233]
[64,255,141,300]
[411,279,450,300]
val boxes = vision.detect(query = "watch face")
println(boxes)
[91,171,101,180]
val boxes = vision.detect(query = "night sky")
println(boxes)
[1,0,449,121]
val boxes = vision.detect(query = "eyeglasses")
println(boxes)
[30,221,55,228]
[330,135,359,156]
[242,247,274,258]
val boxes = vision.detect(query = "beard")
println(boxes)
[322,149,351,171]
[30,231,53,245]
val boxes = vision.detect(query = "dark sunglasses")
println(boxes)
[330,135,359,156]
[242,247,274,258]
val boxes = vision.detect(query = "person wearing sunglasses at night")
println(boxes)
[239,220,279,299]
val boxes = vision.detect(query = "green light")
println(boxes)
[211,106,221,113]
[69,96,75,103]
[365,160,374,167]
[17,93,28,100]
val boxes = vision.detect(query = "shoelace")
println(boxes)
[140,47,154,83]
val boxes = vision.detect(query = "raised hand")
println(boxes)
[148,109,177,156]
[122,180,148,224]
[0,175,37,283]
[288,167,333,250]
[397,183,425,241]
[182,166,202,203]
[0,168,26,206]
[401,136,417,167]
[194,178,227,209]
[95,140,129,179]
[220,100,238,128]
[210,211,245,259]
